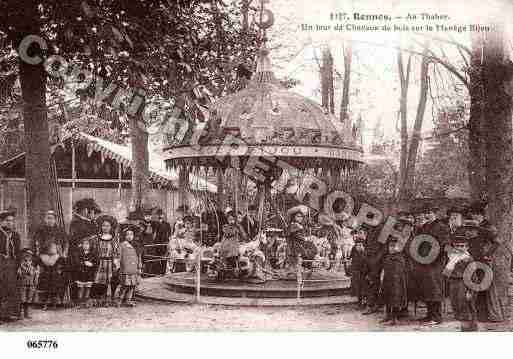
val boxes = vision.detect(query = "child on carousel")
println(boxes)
[92,215,119,306]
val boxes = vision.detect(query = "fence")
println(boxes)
[0,178,182,246]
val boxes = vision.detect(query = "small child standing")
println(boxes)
[349,236,368,308]
[72,236,98,307]
[381,238,408,325]
[17,249,38,319]
[36,242,67,310]
[117,226,141,307]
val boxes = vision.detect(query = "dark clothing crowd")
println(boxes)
[0,198,168,323]
[347,201,508,329]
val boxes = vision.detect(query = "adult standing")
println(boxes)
[0,209,21,322]
[140,207,159,276]
[69,198,100,255]
[153,208,172,275]
[33,210,68,257]
[415,205,450,325]
[466,201,505,322]
[362,223,385,315]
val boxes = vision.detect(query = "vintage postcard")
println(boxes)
[0,0,512,355]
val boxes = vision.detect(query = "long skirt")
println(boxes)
[449,278,475,321]
[0,257,20,318]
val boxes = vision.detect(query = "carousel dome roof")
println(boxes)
[163,44,364,169]
[201,46,360,148]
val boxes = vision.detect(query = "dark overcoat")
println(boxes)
[381,252,408,308]
[414,219,450,302]
[0,227,21,317]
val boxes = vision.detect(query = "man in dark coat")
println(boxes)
[414,205,450,325]
[153,208,172,275]
[381,238,408,325]
[240,204,260,240]
[466,201,506,323]
[140,207,160,276]
[69,198,100,255]
[0,208,21,321]
[362,223,385,315]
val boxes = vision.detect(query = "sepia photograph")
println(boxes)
[0,0,513,354]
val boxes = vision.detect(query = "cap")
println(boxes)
[468,200,487,215]
[176,204,189,213]
[21,248,34,257]
[74,198,100,212]
[447,205,466,216]
[96,214,118,230]
[287,205,308,219]
[248,204,258,211]
[0,208,16,221]
[183,215,195,224]
[127,209,144,221]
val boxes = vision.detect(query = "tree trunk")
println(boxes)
[482,22,512,322]
[400,51,430,200]
[16,1,51,239]
[339,41,352,123]
[320,47,334,113]
[128,113,150,211]
[468,33,487,201]
[397,52,411,201]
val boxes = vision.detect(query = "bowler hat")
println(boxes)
[0,208,16,221]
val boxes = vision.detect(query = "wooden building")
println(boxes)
[0,132,215,243]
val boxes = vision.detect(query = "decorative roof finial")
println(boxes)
[252,0,276,83]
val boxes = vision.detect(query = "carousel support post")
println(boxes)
[296,255,303,303]
[216,169,225,210]
[256,181,269,234]
[196,247,202,303]
[0,172,4,210]
[71,140,76,221]
[179,165,189,207]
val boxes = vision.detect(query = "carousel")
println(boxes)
[137,4,365,305]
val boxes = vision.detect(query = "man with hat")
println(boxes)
[241,204,260,241]
[152,208,172,275]
[466,200,507,323]
[447,205,465,234]
[361,221,386,315]
[0,208,21,321]
[139,207,160,276]
[69,198,101,255]
[443,227,478,331]
[414,204,450,325]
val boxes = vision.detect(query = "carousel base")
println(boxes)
[137,269,354,306]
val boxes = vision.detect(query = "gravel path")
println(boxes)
[2,300,511,331]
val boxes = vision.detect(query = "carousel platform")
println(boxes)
[137,269,354,306]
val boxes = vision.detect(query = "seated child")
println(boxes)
[17,248,38,319]
[36,242,68,310]
[117,225,141,307]
[349,237,368,308]
[443,231,478,331]
[380,238,408,326]
[71,236,98,307]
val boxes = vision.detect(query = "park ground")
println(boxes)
[1,299,512,332]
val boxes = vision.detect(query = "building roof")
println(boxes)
[0,132,216,193]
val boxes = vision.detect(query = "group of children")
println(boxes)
[13,211,143,320]
[347,209,481,329]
